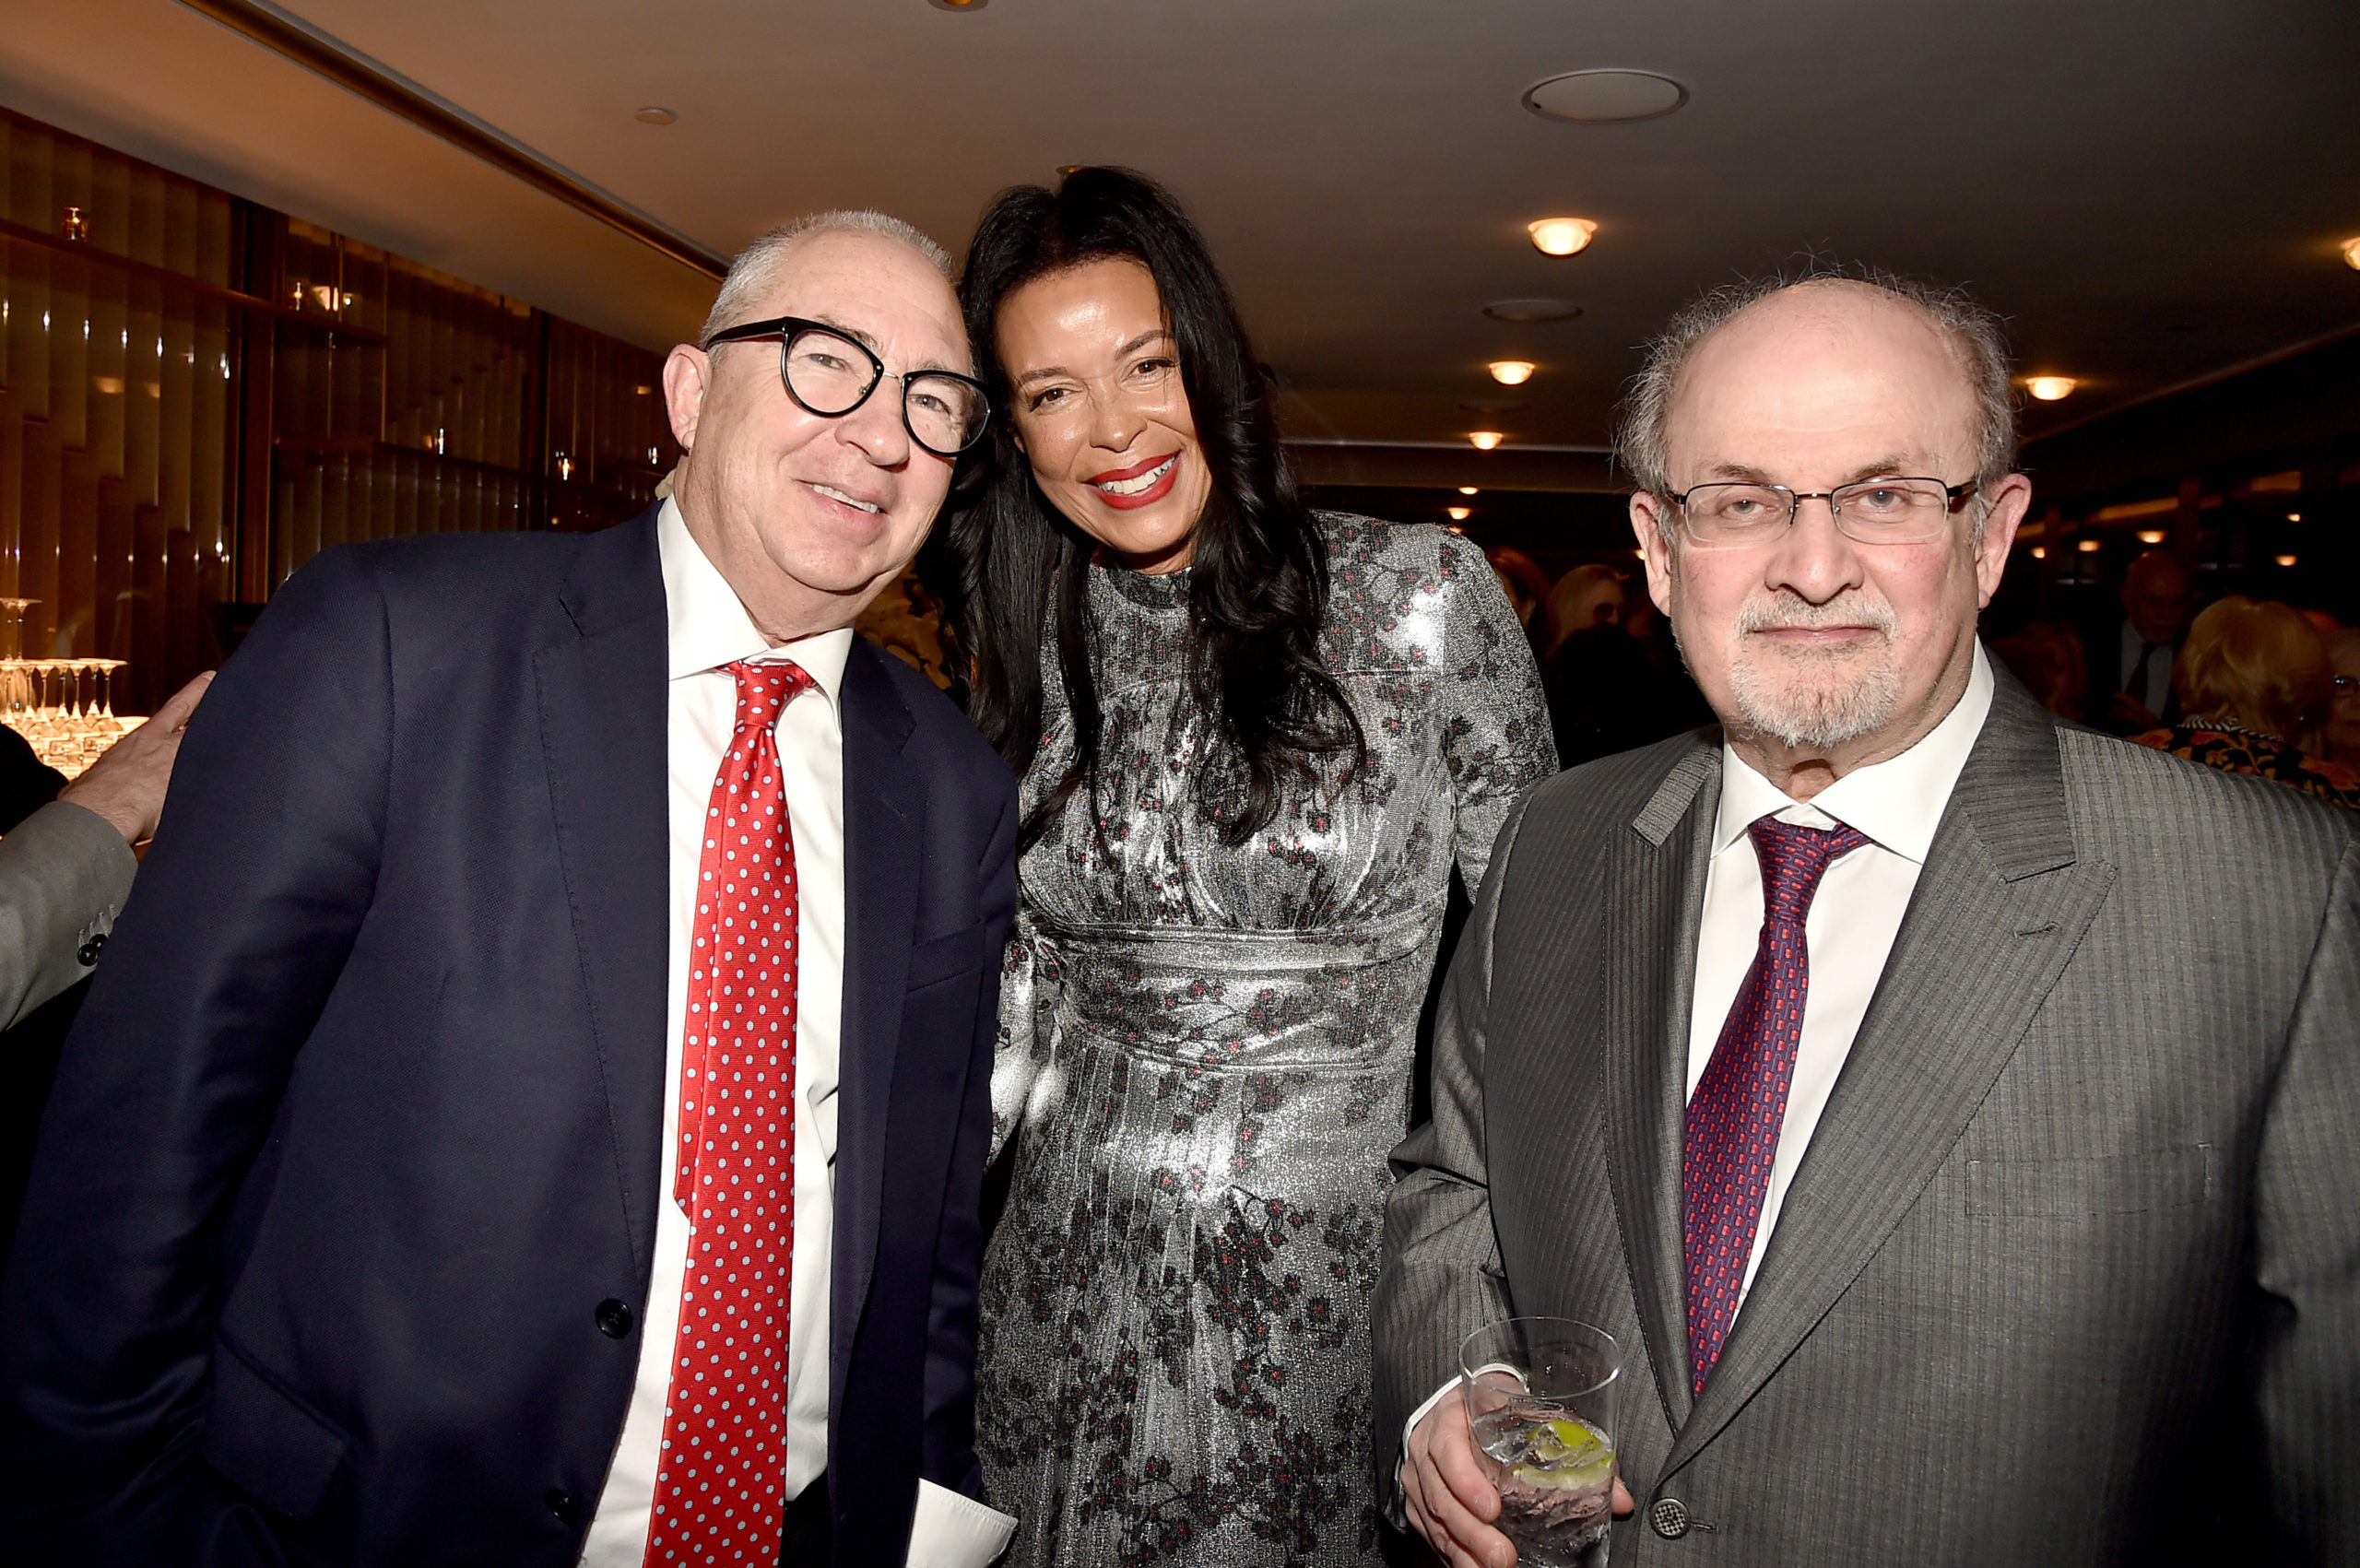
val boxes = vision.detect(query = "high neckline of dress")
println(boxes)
[1092,559,1191,611]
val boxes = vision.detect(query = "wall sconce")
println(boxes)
[61,206,89,242]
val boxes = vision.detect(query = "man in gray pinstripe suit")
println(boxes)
[1375,269,2357,1567]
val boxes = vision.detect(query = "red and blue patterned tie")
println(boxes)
[1682,816,1868,1395]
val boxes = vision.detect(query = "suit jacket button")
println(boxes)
[546,1489,579,1524]
[76,935,105,966]
[1650,1496,1691,1539]
[595,1298,633,1338]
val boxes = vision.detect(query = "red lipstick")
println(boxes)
[1084,452,1181,511]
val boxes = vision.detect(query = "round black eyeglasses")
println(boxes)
[702,315,992,457]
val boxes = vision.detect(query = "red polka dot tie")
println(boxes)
[1682,816,1867,1396]
[643,660,814,1567]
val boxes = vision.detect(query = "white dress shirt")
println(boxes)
[1686,643,1992,1311]
[584,500,1012,1567]
[1403,644,1994,1447]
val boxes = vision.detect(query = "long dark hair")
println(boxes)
[933,167,1361,852]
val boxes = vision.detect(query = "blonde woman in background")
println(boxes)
[1543,562,1626,654]
[2132,595,2360,809]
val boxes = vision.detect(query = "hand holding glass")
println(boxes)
[1460,1317,1622,1568]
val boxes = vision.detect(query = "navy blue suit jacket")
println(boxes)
[0,511,1018,1565]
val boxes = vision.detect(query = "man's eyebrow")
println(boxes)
[809,316,882,355]
[809,317,964,377]
[1013,329,1174,392]
[1696,455,1923,487]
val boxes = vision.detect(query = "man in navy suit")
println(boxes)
[1,211,1018,1567]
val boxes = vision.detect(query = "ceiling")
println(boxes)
[6,0,2360,489]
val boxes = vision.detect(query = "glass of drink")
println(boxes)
[1459,1316,1621,1568]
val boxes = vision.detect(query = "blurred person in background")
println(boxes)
[2325,625,2360,772]
[2134,595,2359,810]
[1484,544,1556,660]
[1545,563,1627,651]
[1988,619,2088,722]
[1545,563,1716,765]
[2086,548,2193,734]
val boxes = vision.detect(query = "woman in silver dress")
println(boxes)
[936,168,1555,1565]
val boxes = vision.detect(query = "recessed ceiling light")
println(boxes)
[2030,546,2047,560]
[2136,529,2166,544]
[1523,69,1689,124]
[1482,299,1583,323]
[2276,553,2299,567]
[2287,512,2302,522]
[2342,238,2360,270]
[1469,431,1504,451]
[634,107,678,125]
[2026,375,2077,401]
[928,0,986,9]
[1458,486,1479,496]
[1489,360,1536,385]
[2077,538,2102,552]
[1528,218,1598,257]
[1447,506,1472,521]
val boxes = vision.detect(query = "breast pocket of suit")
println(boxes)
[904,920,985,993]
[1965,1144,2217,1218]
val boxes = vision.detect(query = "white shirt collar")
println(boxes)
[657,495,851,707]
[1713,642,1995,867]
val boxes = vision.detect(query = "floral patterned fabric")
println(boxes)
[2131,724,2360,811]
[977,516,1556,1565]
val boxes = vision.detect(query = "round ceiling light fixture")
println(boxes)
[2026,375,2078,402]
[1468,431,1504,451]
[1524,69,1689,124]
[2342,237,2360,270]
[1528,218,1598,256]
[1447,506,1472,521]
[1458,486,1479,496]
[1482,299,1582,323]
[1489,360,1536,385]
[634,107,678,125]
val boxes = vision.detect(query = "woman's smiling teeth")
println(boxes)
[1092,455,1176,497]
[809,481,880,513]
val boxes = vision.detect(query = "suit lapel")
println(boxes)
[1603,740,1720,1438]
[830,641,923,1390]
[533,513,671,1279]
[1665,675,2116,1472]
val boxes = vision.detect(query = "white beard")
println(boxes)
[1717,595,1904,751]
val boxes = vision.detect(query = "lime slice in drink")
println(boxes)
[1512,1417,1615,1491]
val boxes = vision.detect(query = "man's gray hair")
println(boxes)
[1615,264,2019,500]
[698,210,954,347]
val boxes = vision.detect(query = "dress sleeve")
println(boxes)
[1436,539,1559,888]
[987,902,1060,1163]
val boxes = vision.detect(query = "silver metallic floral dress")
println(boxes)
[977,516,1555,1565]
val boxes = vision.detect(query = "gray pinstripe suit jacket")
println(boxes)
[1374,667,2359,1565]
